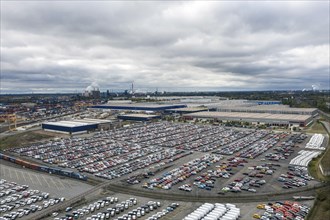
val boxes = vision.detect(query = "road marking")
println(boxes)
[0,167,5,177]
[36,175,43,186]
[28,173,34,184]
[50,178,60,190]
[59,180,66,189]
[47,177,56,187]
[42,175,51,188]
[15,170,19,180]
[9,168,13,178]
[22,170,27,182]
[31,174,38,185]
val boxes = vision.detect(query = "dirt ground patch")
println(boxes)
[0,130,62,150]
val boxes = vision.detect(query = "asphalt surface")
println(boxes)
[0,163,93,199]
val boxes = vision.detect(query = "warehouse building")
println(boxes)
[253,100,281,105]
[118,114,161,121]
[206,100,282,110]
[91,103,187,112]
[42,118,111,135]
[216,106,318,116]
[183,112,313,127]
[165,107,208,114]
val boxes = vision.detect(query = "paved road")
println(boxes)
[0,163,93,199]
[27,175,327,220]
[321,121,330,134]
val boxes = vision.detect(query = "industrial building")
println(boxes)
[91,103,187,112]
[42,118,111,135]
[215,106,318,116]
[183,112,313,127]
[118,114,161,121]
[205,99,282,110]
[165,107,208,114]
[252,100,281,105]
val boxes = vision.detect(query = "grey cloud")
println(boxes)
[1,1,329,93]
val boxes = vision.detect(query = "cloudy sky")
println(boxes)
[1,1,329,93]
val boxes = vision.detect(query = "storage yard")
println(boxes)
[0,121,328,220]
[0,178,66,220]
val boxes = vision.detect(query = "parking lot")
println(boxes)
[116,131,321,196]
[5,122,324,196]
[46,192,182,220]
[0,177,68,220]
[0,163,92,199]
[2,122,326,220]
[6,123,280,180]
[41,189,314,220]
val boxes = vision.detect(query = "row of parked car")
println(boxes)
[237,133,288,159]
[194,129,254,152]
[54,195,174,220]
[289,150,322,167]
[144,202,179,220]
[0,179,65,220]
[305,133,324,150]
[266,133,308,161]
[278,165,314,189]
[222,163,279,193]
[97,149,190,180]
[114,200,161,220]
[160,125,227,149]
[111,122,253,153]
[57,197,140,220]
[79,146,163,174]
[103,122,188,143]
[254,201,310,220]
[144,154,223,190]
[139,124,220,147]
[183,203,240,220]
[191,158,249,191]
[213,130,269,155]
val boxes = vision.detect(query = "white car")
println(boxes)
[52,212,59,217]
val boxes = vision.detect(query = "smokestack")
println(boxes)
[131,81,134,94]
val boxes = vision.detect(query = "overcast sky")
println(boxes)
[1,1,329,93]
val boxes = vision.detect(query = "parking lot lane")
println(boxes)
[51,178,61,190]
[36,174,43,186]
[32,173,40,185]
[58,179,66,188]
[41,175,52,188]
[15,169,19,180]
[28,172,35,184]
[9,167,13,178]
[1,166,6,177]
[21,170,28,182]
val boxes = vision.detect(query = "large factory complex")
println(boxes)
[1,95,329,220]
[40,98,319,134]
